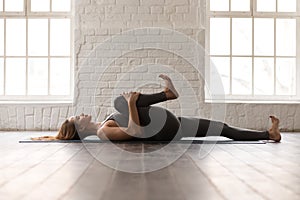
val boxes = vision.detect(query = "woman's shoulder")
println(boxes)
[100,112,119,127]
[100,112,129,128]
[103,119,119,127]
[102,113,117,123]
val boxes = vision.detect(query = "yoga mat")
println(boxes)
[19,137,266,144]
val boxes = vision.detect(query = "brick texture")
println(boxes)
[0,0,299,132]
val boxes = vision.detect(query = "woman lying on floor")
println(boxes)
[34,74,281,142]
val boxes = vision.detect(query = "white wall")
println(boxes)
[0,0,299,132]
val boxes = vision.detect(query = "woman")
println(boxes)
[34,74,281,142]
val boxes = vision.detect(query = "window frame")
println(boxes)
[0,0,74,103]
[205,0,300,103]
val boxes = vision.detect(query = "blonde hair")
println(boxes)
[32,119,80,141]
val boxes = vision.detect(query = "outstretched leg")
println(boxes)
[179,116,281,142]
[219,123,270,141]
[220,116,281,141]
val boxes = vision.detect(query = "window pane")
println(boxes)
[6,58,26,95]
[52,0,71,12]
[232,57,252,95]
[50,58,70,95]
[257,0,276,12]
[254,58,274,95]
[0,0,3,11]
[0,58,3,95]
[278,0,296,12]
[31,0,50,12]
[6,19,26,56]
[210,0,229,11]
[28,19,48,56]
[210,57,230,95]
[254,18,274,56]
[210,18,230,55]
[232,18,252,55]
[276,19,296,56]
[0,19,3,56]
[50,19,70,56]
[4,0,23,12]
[231,0,250,11]
[28,59,48,95]
[276,58,296,95]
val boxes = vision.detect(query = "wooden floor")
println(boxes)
[0,132,299,200]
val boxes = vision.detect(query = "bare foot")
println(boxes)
[268,116,281,142]
[159,74,179,100]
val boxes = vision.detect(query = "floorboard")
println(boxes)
[0,132,299,200]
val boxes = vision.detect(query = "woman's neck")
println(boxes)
[80,122,100,138]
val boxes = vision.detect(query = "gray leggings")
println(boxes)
[114,92,269,141]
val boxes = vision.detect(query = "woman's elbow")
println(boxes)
[97,129,108,140]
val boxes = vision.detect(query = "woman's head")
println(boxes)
[31,113,92,141]
[57,119,80,140]
[57,113,92,140]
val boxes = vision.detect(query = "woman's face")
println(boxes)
[69,113,92,132]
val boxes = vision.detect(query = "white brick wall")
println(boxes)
[0,0,299,132]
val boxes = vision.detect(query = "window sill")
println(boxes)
[205,99,300,104]
[0,100,73,105]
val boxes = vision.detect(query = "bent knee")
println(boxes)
[114,96,128,113]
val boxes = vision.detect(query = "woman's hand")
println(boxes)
[122,92,140,104]
[121,91,142,137]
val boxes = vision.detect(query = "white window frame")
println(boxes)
[205,0,300,103]
[0,0,74,103]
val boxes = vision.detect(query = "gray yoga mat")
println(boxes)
[19,137,266,144]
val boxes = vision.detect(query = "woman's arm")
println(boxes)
[97,92,142,140]
[97,125,134,140]
[126,92,142,136]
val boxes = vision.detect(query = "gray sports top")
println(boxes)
[102,108,181,141]
[103,112,129,127]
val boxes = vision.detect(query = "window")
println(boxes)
[0,0,73,102]
[206,0,300,102]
